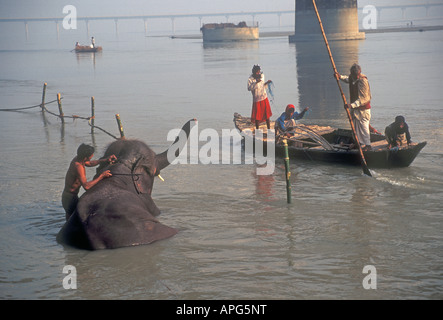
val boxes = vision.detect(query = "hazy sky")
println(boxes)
[0,0,294,18]
[1,0,438,18]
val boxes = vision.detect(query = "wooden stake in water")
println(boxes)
[283,139,292,204]
[90,96,95,134]
[41,83,47,114]
[57,93,64,123]
[115,114,125,139]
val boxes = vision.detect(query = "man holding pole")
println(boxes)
[312,0,372,176]
[335,63,372,151]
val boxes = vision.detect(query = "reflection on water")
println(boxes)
[202,40,259,50]
[75,51,101,69]
[295,40,361,120]
[253,169,278,202]
[202,40,260,69]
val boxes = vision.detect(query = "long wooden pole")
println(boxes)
[311,0,372,177]
[41,82,47,114]
[90,96,95,134]
[57,93,64,124]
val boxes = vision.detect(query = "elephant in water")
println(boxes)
[57,119,196,250]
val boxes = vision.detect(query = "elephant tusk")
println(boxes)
[158,174,165,182]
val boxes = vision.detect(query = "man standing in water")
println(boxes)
[248,65,273,130]
[335,63,373,151]
[62,143,116,221]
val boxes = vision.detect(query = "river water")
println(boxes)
[0,23,442,300]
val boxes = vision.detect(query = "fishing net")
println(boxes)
[266,81,275,105]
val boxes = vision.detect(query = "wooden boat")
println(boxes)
[200,22,259,42]
[233,113,427,169]
[74,45,102,53]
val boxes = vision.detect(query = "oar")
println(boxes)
[311,0,372,177]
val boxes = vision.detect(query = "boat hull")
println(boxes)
[74,46,102,53]
[275,142,427,168]
[234,113,426,169]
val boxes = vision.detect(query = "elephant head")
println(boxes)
[57,119,196,250]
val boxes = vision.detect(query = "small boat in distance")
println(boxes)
[200,21,259,42]
[74,39,102,53]
[234,113,427,169]
[74,44,102,53]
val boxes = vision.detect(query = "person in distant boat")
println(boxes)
[335,63,372,151]
[275,104,310,137]
[90,37,95,48]
[248,65,273,130]
[75,41,79,47]
[62,143,116,221]
[385,115,412,149]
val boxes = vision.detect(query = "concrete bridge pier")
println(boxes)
[86,20,90,38]
[55,21,60,40]
[24,21,29,40]
[171,17,175,34]
[289,0,365,42]
[114,19,119,36]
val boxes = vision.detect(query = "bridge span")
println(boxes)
[1,2,442,39]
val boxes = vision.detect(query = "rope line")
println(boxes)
[87,119,119,140]
[44,104,119,140]
[42,104,93,121]
[2,94,119,140]
[0,98,59,112]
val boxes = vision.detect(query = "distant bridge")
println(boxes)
[1,2,443,39]
[0,10,294,39]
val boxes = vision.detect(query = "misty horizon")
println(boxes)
[1,0,439,18]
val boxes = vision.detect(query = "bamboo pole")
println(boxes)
[115,113,125,139]
[57,93,64,123]
[312,0,372,177]
[283,139,292,204]
[90,96,95,134]
[41,82,47,114]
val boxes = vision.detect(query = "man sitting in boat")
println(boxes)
[385,115,412,149]
[275,104,309,137]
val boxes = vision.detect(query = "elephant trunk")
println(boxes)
[156,119,197,172]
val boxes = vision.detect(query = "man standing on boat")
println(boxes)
[248,65,273,130]
[335,63,372,151]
